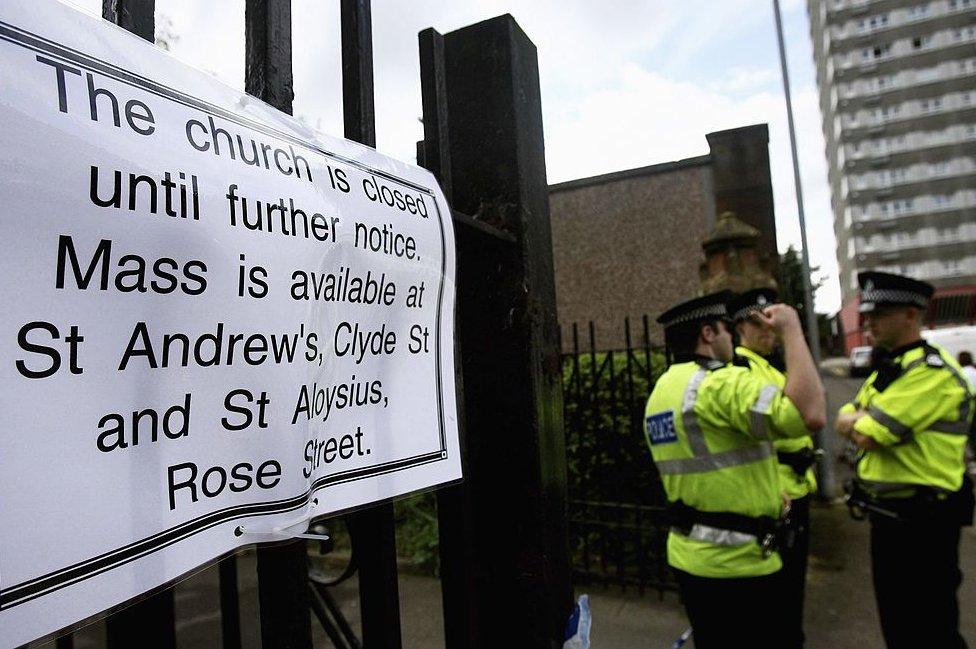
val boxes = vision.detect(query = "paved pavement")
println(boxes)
[31,365,976,648]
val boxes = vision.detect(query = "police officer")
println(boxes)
[645,291,825,648]
[727,288,818,648]
[836,271,975,649]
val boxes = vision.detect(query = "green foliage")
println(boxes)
[563,348,668,505]
[394,491,440,575]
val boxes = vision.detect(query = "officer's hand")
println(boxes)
[851,431,881,451]
[835,411,861,437]
[755,304,802,335]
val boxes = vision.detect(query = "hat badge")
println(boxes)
[865,279,874,291]
[757,295,768,306]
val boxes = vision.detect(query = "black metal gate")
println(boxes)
[32,1,572,648]
[561,316,676,596]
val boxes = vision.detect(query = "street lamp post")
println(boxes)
[772,0,822,365]
[773,0,838,498]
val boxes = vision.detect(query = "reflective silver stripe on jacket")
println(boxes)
[858,478,950,496]
[867,406,913,441]
[682,369,710,456]
[903,357,927,372]
[938,361,973,436]
[929,420,971,435]
[672,524,756,546]
[658,366,775,475]
[869,351,974,439]
[749,384,779,440]
[655,444,775,475]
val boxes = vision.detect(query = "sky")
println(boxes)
[69,0,842,313]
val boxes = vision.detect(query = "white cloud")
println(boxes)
[713,66,782,94]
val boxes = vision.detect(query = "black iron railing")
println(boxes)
[561,316,676,595]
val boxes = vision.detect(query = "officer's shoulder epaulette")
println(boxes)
[920,343,945,368]
[732,355,751,370]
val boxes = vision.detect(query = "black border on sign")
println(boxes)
[0,17,454,611]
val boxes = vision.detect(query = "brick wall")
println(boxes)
[550,158,713,350]
[548,124,778,351]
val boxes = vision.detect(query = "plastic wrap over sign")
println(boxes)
[0,1,461,645]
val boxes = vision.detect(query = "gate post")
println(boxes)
[424,15,573,648]
[245,2,313,648]
[340,2,404,648]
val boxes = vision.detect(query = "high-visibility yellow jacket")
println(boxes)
[735,346,817,500]
[644,356,810,578]
[840,340,973,495]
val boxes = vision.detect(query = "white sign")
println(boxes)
[0,2,460,645]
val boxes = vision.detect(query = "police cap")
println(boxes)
[657,291,732,331]
[857,270,933,313]
[727,288,779,323]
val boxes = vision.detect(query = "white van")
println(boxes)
[923,325,976,360]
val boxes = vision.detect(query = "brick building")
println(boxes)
[549,124,779,349]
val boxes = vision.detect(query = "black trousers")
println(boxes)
[675,567,788,649]
[870,513,967,648]
[778,495,810,648]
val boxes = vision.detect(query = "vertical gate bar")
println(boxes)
[106,593,176,649]
[244,3,311,647]
[101,0,155,42]
[102,2,174,644]
[572,323,589,576]
[255,541,313,649]
[643,314,652,379]
[607,349,625,590]
[245,0,295,114]
[624,317,635,431]
[346,507,402,648]
[624,318,643,593]
[572,323,582,486]
[341,0,376,146]
[587,322,607,585]
[418,28,452,204]
[342,2,403,648]
[430,15,572,646]
[219,555,242,649]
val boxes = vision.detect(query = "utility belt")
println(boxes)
[776,448,820,477]
[667,500,793,558]
[845,475,975,526]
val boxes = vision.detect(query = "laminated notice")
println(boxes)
[0,1,460,644]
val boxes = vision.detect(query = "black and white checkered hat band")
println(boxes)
[731,305,763,322]
[861,288,928,308]
[662,303,727,328]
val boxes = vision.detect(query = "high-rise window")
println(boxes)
[857,13,889,32]
[911,35,932,50]
[862,43,892,60]
[907,3,930,18]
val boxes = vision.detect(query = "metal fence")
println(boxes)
[561,316,677,596]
